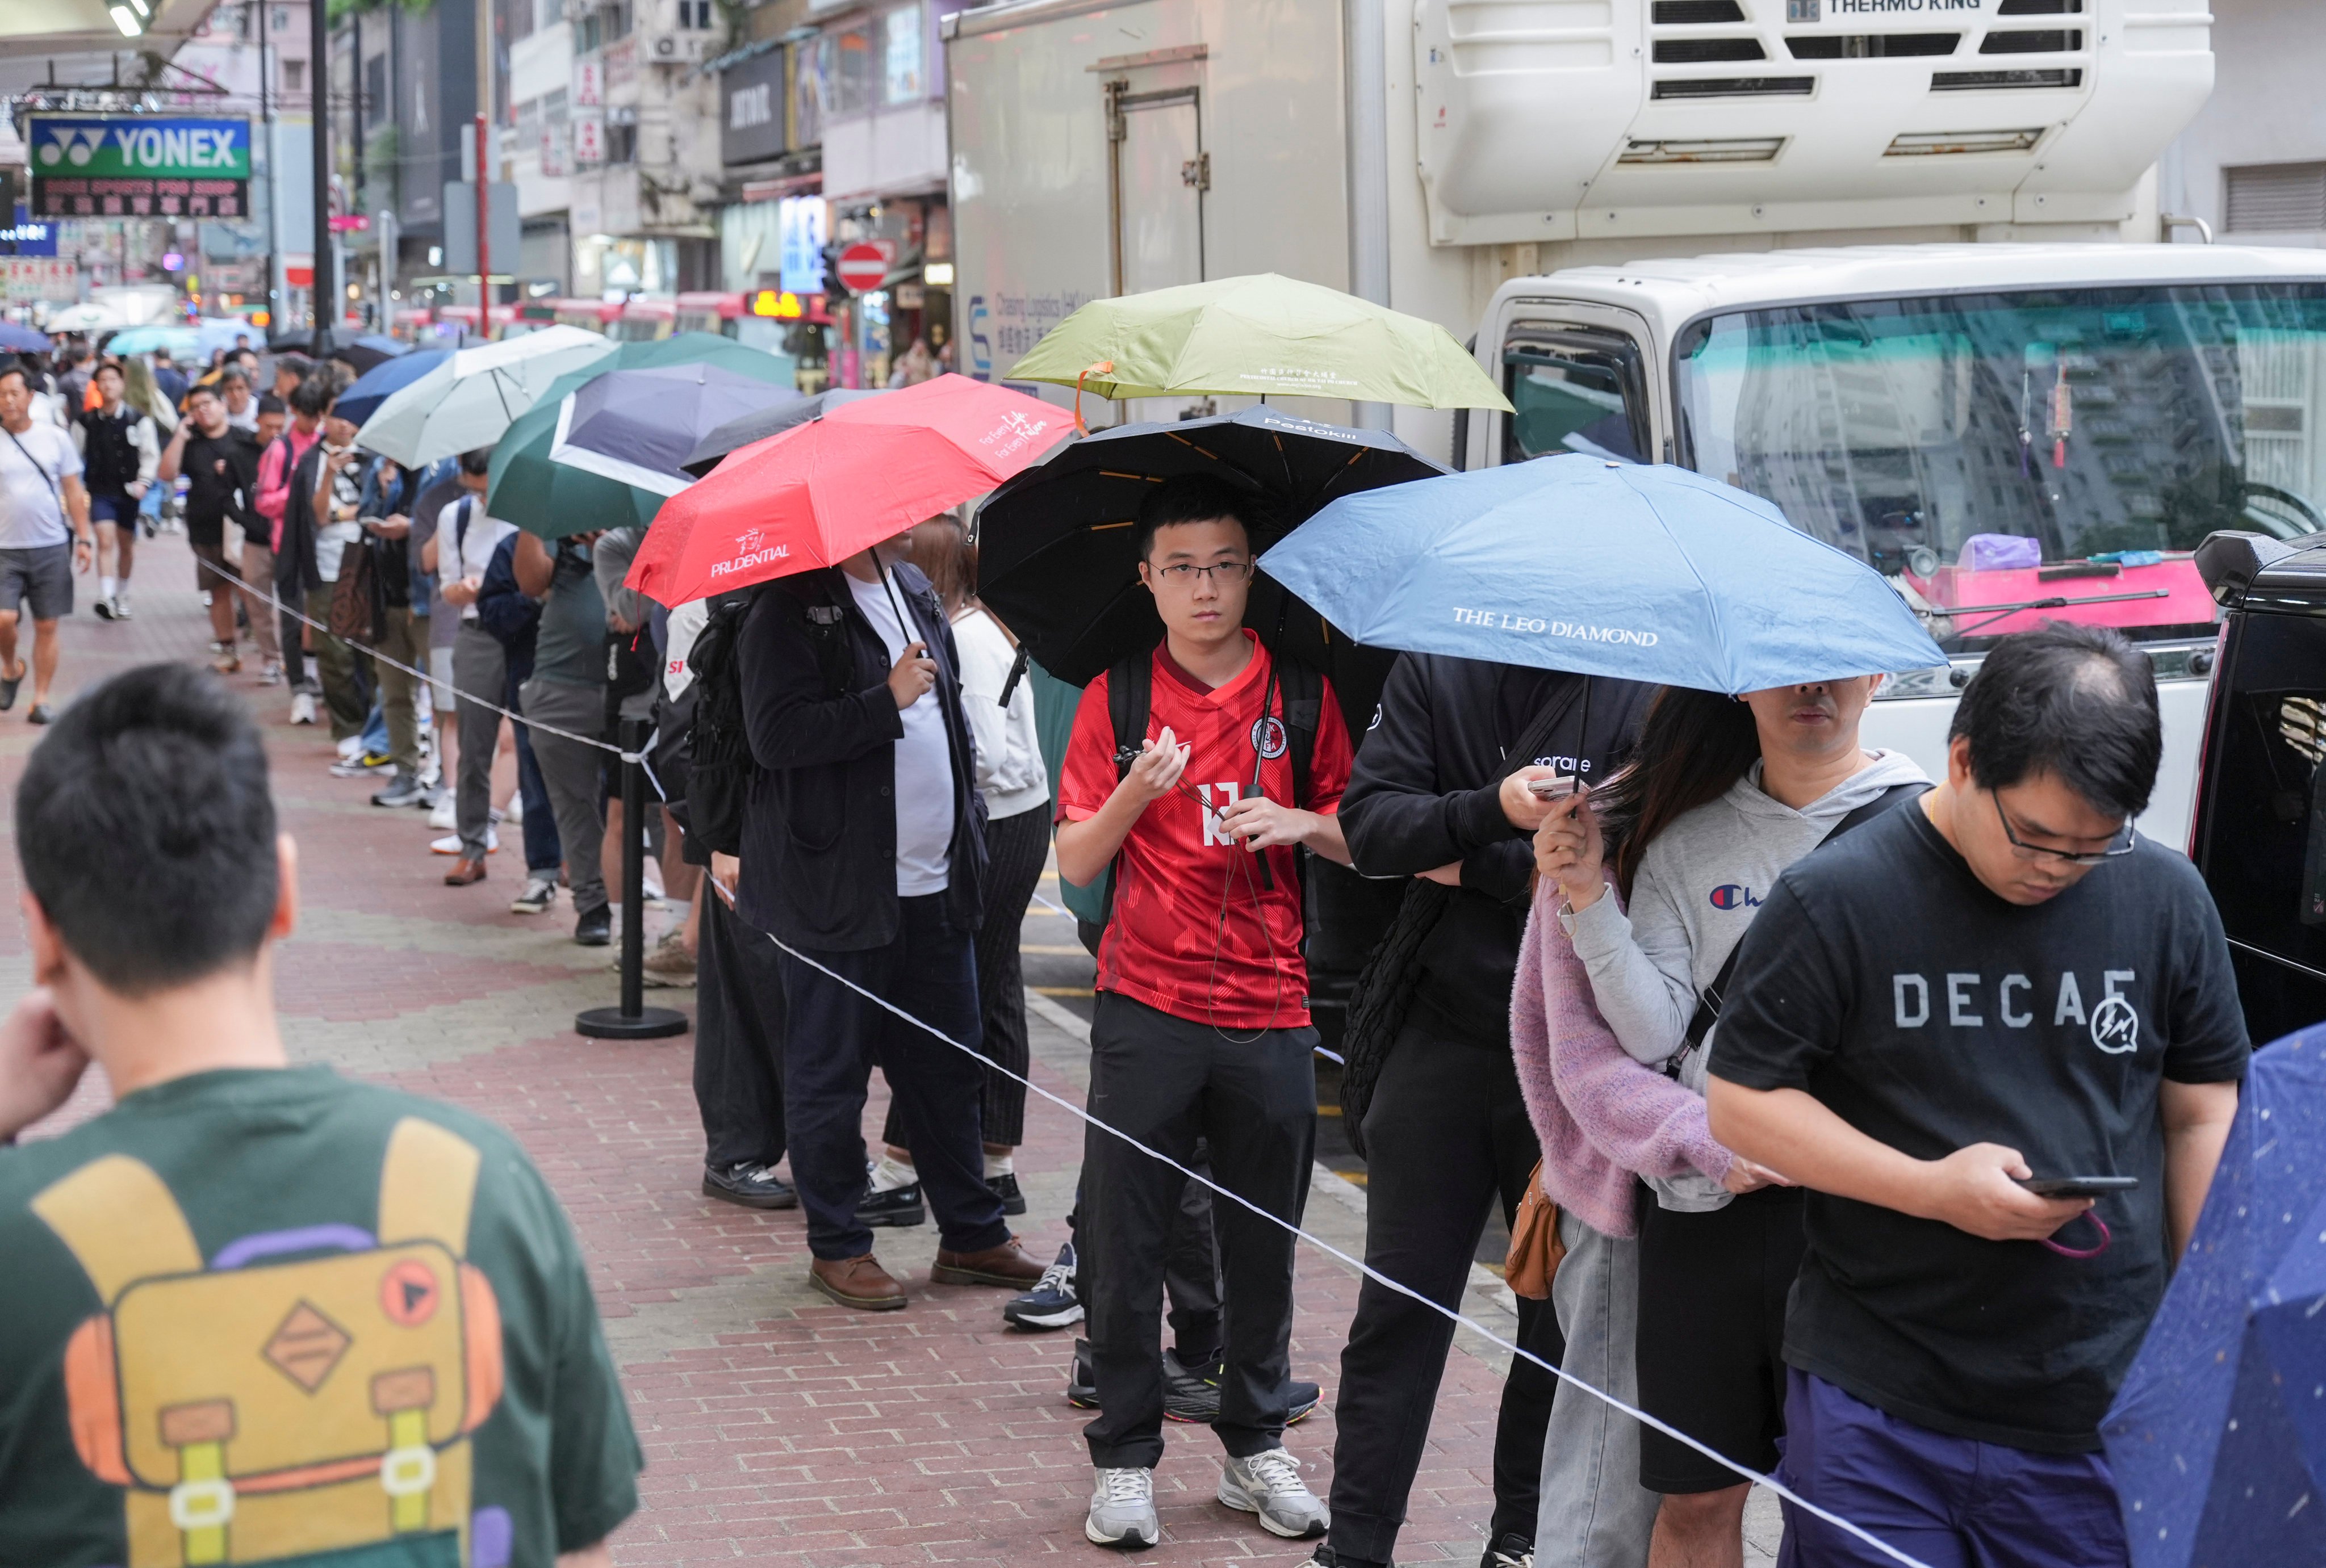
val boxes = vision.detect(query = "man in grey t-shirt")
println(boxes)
[513,529,613,945]
[0,362,95,725]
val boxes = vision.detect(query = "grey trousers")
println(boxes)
[1537,1210,1658,1568]
[520,675,609,915]
[453,621,508,860]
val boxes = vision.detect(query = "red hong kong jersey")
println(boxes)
[1057,632,1354,1030]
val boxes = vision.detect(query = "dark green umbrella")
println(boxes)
[487,333,795,539]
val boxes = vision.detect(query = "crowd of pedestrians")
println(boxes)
[0,329,2265,1568]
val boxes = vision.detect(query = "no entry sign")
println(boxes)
[836,243,890,293]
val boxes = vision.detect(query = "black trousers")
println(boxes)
[777,894,1009,1261]
[693,890,787,1172]
[1068,1150,1225,1364]
[1081,992,1316,1468]
[1327,1007,1567,1562]
[882,802,1048,1149]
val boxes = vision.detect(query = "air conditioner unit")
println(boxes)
[1415,0,2214,245]
[654,35,677,58]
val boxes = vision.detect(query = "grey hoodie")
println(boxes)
[1563,748,1932,1209]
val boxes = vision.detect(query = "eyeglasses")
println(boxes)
[1990,790,2136,866]
[1152,560,1254,587]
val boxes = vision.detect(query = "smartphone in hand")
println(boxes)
[1527,773,1580,801]
[2017,1176,2139,1198]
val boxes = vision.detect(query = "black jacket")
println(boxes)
[1339,655,1654,1042]
[274,439,325,596]
[735,563,988,951]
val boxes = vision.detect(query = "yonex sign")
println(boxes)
[27,115,252,219]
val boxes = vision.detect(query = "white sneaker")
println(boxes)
[1085,1466,1160,1548]
[430,828,498,856]
[428,796,457,831]
[501,792,524,825]
[1216,1449,1329,1538]
[288,691,317,726]
[261,660,285,686]
[336,734,364,761]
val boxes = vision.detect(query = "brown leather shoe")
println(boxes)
[443,856,488,887]
[809,1253,907,1311]
[931,1235,1047,1288]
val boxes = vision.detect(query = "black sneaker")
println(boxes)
[0,661,22,711]
[574,903,612,946]
[854,1181,926,1228]
[1067,1336,1099,1408]
[1479,1532,1533,1568]
[1310,1548,1386,1568]
[990,1169,1028,1216]
[92,597,115,621]
[702,1161,798,1210]
[26,703,53,726]
[1163,1352,1322,1425]
[1002,1240,1081,1331]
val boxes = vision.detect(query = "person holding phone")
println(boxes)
[1705,624,2249,1568]
[1530,676,1927,1568]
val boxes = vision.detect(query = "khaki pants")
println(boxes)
[239,542,281,664]
[374,605,426,778]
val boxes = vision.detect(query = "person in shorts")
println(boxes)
[0,359,93,726]
[0,662,643,1565]
[160,381,263,672]
[1706,623,2249,1568]
[70,360,157,622]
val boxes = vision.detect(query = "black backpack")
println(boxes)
[683,576,859,857]
[1073,645,1325,954]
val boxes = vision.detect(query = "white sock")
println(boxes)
[984,1152,1015,1180]
[870,1154,918,1192]
[100,575,117,600]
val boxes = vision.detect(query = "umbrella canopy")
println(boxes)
[355,324,616,467]
[0,322,51,353]
[2103,1028,2326,1567]
[487,334,795,539]
[627,374,1073,607]
[104,324,202,359]
[1009,273,1513,412]
[332,349,450,427]
[680,387,884,477]
[351,333,408,358]
[329,341,398,377]
[977,404,1445,728]
[46,302,121,334]
[551,362,800,497]
[1257,455,1947,694]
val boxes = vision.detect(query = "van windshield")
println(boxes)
[1675,284,2326,651]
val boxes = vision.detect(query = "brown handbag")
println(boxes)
[1504,1159,1567,1301]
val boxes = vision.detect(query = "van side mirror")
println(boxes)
[2195,531,2300,606]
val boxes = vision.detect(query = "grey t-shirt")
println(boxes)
[534,540,607,686]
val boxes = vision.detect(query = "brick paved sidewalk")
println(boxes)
[10,536,1550,1568]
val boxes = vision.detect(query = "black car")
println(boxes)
[2191,531,2326,1045]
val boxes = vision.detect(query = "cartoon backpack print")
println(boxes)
[32,1118,505,1567]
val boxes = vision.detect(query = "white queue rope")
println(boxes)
[755,931,1935,1568]
[233,585,1926,1564]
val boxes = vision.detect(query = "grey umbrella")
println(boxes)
[678,385,886,477]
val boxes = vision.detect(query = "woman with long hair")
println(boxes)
[1529,678,1926,1568]
[863,513,1052,1219]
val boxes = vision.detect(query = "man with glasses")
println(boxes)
[1705,622,2248,1568]
[1055,475,1356,1549]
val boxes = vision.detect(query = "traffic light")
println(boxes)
[821,241,850,301]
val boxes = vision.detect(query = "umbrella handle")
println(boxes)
[2041,1211,2110,1259]
[1074,360,1114,436]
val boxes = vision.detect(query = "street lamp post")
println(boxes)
[308,0,333,345]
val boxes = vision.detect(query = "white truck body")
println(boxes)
[944,0,2326,850]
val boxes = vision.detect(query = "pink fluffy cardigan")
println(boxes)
[1508,876,1735,1238]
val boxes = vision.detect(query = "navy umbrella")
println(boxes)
[2103,1026,2326,1566]
[0,321,52,353]
[549,362,802,497]
[335,349,449,428]
[678,386,883,477]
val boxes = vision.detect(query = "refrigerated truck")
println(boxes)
[945,0,2326,852]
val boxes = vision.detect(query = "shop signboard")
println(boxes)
[722,46,788,167]
[572,114,605,168]
[27,115,251,219]
[778,195,826,295]
[3,258,79,300]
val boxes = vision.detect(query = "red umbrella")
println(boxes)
[626,374,1074,606]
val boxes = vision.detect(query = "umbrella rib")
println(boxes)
[1630,474,1731,691]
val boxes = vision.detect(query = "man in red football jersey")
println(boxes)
[1055,474,1355,1549]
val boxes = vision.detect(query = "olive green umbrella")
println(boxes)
[1007,272,1513,413]
[487,334,796,539]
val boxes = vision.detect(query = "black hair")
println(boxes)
[186,380,223,404]
[274,350,315,376]
[256,392,286,416]
[1948,622,2161,819]
[0,358,27,392]
[16,664,280,996]
[459,447,493,477]
[1133,472,1260,562]
[288,372,336,418]
[1595,687,1764,901]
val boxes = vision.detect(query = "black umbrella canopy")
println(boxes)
[974,405,1445,732]
[679,385,886,477]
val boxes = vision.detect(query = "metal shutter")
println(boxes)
[2225,162,2326,233]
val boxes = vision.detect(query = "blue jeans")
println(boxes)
[775,894,1006,1261]
[1775,1368,2130,1568]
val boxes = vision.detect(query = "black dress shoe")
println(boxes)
[989,1169,1028,1215]
[854,1181,926,1228]
[702,1162,798,1210]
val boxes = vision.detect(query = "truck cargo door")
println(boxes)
[1108,83,1206,296]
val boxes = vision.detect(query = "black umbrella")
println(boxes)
[974,404,1446,733]
[679,386,886,477]
[329,341,397,377]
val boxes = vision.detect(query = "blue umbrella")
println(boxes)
[2102,1028,2326,1566]
[337,349,449,428]
[1256,454,1946,693]
[0,322,49,353]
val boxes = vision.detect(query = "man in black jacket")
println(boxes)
[1321,655,1653,1568]
[735,530,1044,1310]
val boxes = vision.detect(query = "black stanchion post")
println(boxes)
[576,718,688,1040]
